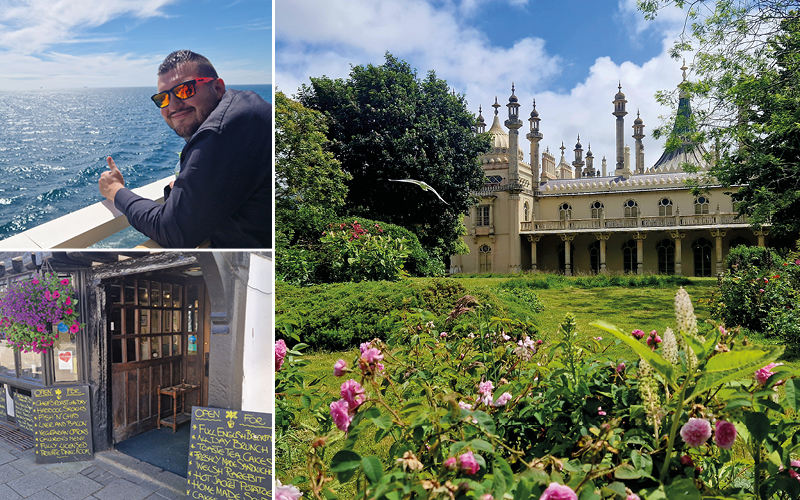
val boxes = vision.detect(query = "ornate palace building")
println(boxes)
[451,66,768,276]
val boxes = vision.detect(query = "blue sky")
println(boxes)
[277,0,696,171]
[0,0,272,90]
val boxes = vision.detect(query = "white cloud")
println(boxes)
[0,0,179,53]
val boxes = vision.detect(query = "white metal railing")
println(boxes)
[522,212,752,233]
[0,176,172,249]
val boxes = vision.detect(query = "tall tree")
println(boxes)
[639,1,800,234]
[298,53,490,258]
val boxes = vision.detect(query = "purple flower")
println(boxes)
[714,420,737,449]
[755,362,784,385]
[340,379,365,410]
[458,451,479,475]
[275,339,287,371]
[680,418,712,448]
[329,399,352,432]
[631,329,645,340]
[539,482,577,500]
[333,359,346,377]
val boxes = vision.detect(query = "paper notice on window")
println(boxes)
[58,351,73,371]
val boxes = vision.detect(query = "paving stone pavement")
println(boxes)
[0,439,186,500]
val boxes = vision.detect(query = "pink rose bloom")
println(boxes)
[330,399,352,432]
[680,418,712,448]
[458,451,479,475]
[275,339,287,371]
[755,362,784,385]
[631,329,645,340]
[361,347,383,364]
[333,359,346,377]
[459,401,473,410]
[359,342,372,354]
[492,392,512,407]
[69,323,80,334]
[539,482,577,500]
[627,494,641,500]
[480,495,494,500]
[440,332,447,338]
[478,380,494,406]
[276,480,303,500]
[616,362,625,373]
[65,297,72,306]
[714,420,737,450]
[443,457,457,470]
[340,379,365,410]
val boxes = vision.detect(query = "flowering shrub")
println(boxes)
[0,273,80,353]
[278,289,800,500]
[318,221,411,283]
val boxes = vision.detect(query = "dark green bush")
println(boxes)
[725,244,781,270]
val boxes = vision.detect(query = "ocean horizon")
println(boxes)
[0,84,272,247]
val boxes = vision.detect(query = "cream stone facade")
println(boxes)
[451,69,768,276]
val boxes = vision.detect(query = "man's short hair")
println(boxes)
[158,50,219,78]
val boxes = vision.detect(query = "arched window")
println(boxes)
[658,198,673,216]
[695,196,710,215]
[622,240,637,273]
[523,202,530,222]
[729,236,750,249]
[590,201,604,219]
[559,202,572,221]
[656,239,675,275]
[589,241,600,273]
[623,199,638,218]
[479,245,492,273]
[692,238,713,277]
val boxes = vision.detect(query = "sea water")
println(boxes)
[0,85,272,247]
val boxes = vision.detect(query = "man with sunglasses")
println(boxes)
[98,50,272,248]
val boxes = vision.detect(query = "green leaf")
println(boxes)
[614,463,641,480]
[471,410,496,434]
[601,482,628,498]
[745,412,770,443]
[681,331,707,360]
[493,457,514,496]
[300,394,311,408]
[470,439,494,453]
[664,478,700,500]
[786,378,800,412]
[513,477,534,500]
[361,456,383,485]
[330,449,361,483]
[590,320,674,385]
[690,345,784,398]
[370,413,393,430]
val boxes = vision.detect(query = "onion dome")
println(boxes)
[634,110,643,125]
[575,134,582,150]
[615,82,625,101]
[508,82,518,103]
[530,99,539,118]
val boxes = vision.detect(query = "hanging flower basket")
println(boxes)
[0,272,81,353]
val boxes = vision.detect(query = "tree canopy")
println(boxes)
[639,1,800,235]
[298,53,490,258]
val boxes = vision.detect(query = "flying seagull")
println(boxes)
[389,179,449,205]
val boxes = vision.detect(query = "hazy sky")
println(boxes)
[0,0,272,90]
[277,0,699,170]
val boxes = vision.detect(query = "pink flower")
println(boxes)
[31,278,39,285]
[755,362,784,385]
[480,495,494,500]
[598,407,607,416]
[276,480,303,500]
[680,418,712,448]
[539,482,578,500]
[60,278,70,286]
[65,297,72,306]
[458,451,479,475]
[340,379,365,410]
[647,330,662,350]
[361,347,383,364]
[443,457,457,470]
[69,323,80,334]
[631,329,645,340]
[459,401,473,410]
[627,493,641,500]
[330,399,352,432]
[275,339,287,371]
[492,392,512,407]
[440,332,447,338]
[44,290,51,300]
[714,420,737,450]
[333,359,346,377]
[478,380,494,406]
[52,290,60,299]
[65,308,73,316]
[359,342,371,353]
[616,362,626,373]
[759,288,765,293]
[36,325,44,333]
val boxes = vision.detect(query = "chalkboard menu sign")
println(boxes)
[187,407,272,499]
[32,386,93,464]
[0,385,7,422]
[15,393,34,433]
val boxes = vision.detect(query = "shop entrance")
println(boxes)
[106,274,208,444]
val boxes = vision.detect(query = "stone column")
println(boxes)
[528,235,541,272]
[633,232,647,275]
[594,233,610,273]
[560,234,575,276]
[669,230,686,276]
[508,192,522,273]
[753,228,769,247]
[710,229,727,275]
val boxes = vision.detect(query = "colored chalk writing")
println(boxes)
[187,407,272,500]
[15,393,34,433]
[33,385,93,464]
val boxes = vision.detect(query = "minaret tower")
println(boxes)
[526,99,543,184]
[612,83,628,176]
[572,134,585,176]
[505,83,523,183]
[633,110,645,174]
[476,105,486,134]
[585,144,595,177]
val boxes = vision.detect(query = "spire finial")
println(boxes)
[577,133,580,141]
[681,59,688,81]
[618,81,622,92]
[637,109,640,118]
[492,96,500,115]
[511,82,515,94]
[533,98,536,109]
[560,142,566,156]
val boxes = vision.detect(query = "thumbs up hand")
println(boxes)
[99,156,126,202]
